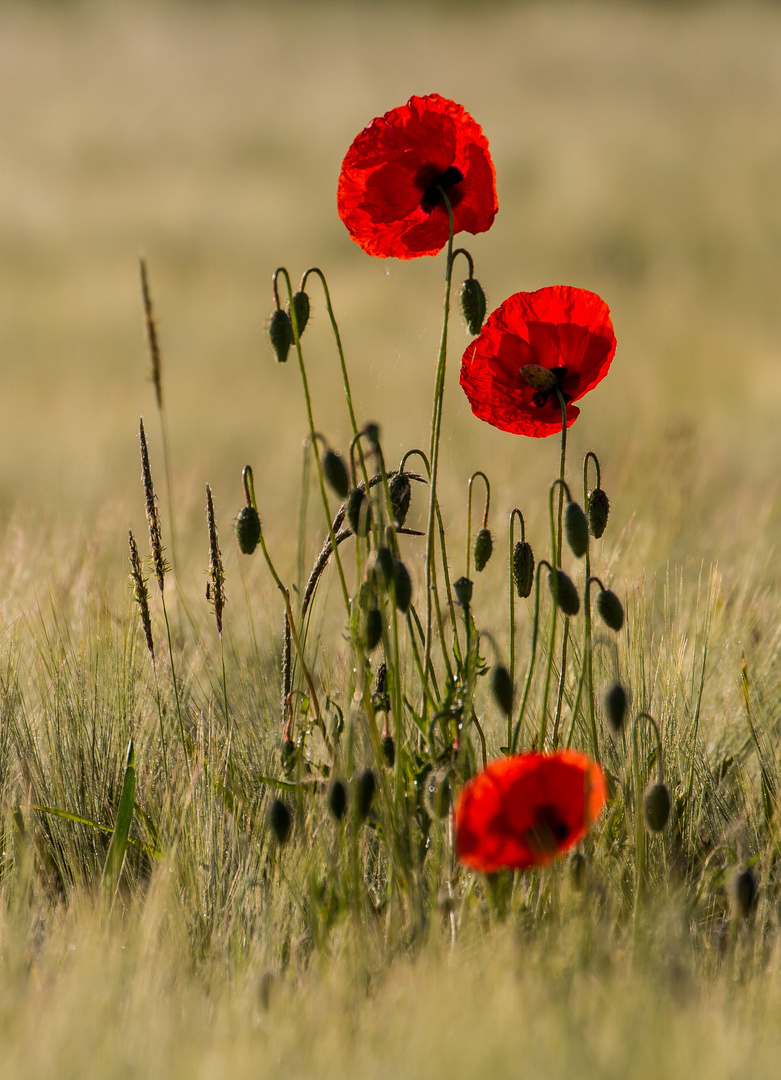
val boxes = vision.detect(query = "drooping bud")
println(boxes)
[364,422,381,449]
[423,769,451,819]
[361,607,383,651]
[491,664,514,718]
[381,734,395,769]
[235,505,261,555]
[587,487,610,539]
[346,487,371,536]
[392,559,412,613]
[389,471,412,527]
[285,290,310,338]
[473,528,493,572]
[604,683,628,733]
[269,798,292,844]
[268,308,293,364]
[564,501,589,558]
[454,576,473,610]
[322,449,350,499]
[597,588,624,632]
[328,779,348,822]
[570,851,587,891]
[643,782,671,832]
[372,546,394,589]
[512,541,535,599]
[281,738,296,776]
[356,769,376,821]
[548,570,580,616]
[459,277,487,335]
[734,867,758,920]
[520,364,557,393]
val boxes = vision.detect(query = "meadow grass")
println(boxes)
[3,1,781,1076]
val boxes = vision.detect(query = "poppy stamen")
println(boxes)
[417,164,465,213]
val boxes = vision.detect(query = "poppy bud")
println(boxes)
[548,570,580,616]
[235,505,261,555]
[596,588,624,632]
[512,541,535,599]
[473,527,493,572]
[323,449,350,499]
[491,663,514,718]
[460,277,487,335]
[392,559,412,613]
[520,364,558,393]
[269,797,292,844]
[604,683,628,733]
[643,782,671,832]
[423,769,451,819]
[372,546,394,588]
[328,779,348,822]
[389,471,412,527]
[570,851,587,891]
[381,734,395,769]
[356,768,376,821]
[734,867,758,920]
[587,487,610,539]
[454,576,473,610]
[285,290,310,338]
[364,422,381,448]
[281,738,296,776]
[268,308,293,364]
[346,487,371,536]
[564,501,589,558]
[362,607,383,651]
[374,661,387,696]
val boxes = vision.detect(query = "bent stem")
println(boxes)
[511,561,547,753]
[632,711,664,922]
[583,451,601,762]
[465,470,490,578]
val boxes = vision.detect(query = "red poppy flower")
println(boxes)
[337,94,498,259]
[455,751,607,873]
[459,286,617,438]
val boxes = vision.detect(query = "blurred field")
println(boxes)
[3,0,781,577]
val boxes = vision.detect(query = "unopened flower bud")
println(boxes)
[362,607,383,651]
[328,779,348,822]
[587,487,610,539]
[268,308,292,364]
[604,683,628,732]
[389,471,412,527]
[571,851,587,891]
[460,277,487,335]
[548,569,580,616]
[356,768,376,821]
[281,738,296,776]
[269,798,292,844]
[346,487,371,536]
[473,527,493,572]
[381,734,395,769]
[364,422,381,448]
[597,588,624,632]
[372,546,394,588]
[235,505,261,555]
[285,290,310,337]
[734,867,758,920]
[323,449,350,499]
[392,559,412,613]
[490,663,514,718]
[564,500,589,558]
[512,541,535,598]
[520,364,557,393]
[643,782,671,832]
[454,576,473,610]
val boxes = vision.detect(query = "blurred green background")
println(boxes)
[2,0,781,580]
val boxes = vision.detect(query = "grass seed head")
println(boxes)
[139,418,168,592]
[206,484,226,635]
[128,529,154,662]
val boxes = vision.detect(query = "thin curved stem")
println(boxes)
[465,470,491,578]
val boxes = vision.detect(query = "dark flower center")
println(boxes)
[416,164,465,213]
[531,365,572,408]
[523,803,570,856]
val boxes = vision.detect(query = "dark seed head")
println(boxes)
[389,471,412,527]
[285,290,310,338]
[734,867,758,919]
[491,663,514,718]
[564,501,590,558]
[323,449,350,499]
[381,734,395,768]
[604,683,628,733]
[473,528,493,573]
[454,576,473,610]
[548,570,580,616]
[356,769,376,821]
[362,607,383,651]
[235,505,261,555]
[597,588,624,632]
[346,487,371,536]
[328,779,348,822]
[643,782,671,832]
[392,559,412,613]
[460,277,487,336]
[587,487,610,539]
[512,541,535,599]
[269,798,292,844]
[269,308,293,364]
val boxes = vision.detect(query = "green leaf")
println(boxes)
[101,738,137,903]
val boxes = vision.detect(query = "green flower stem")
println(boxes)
[508,508,526,705]
[465,470,490,578]
[632,711,664,920]
[511,561,547,753]
[583,452,600,762]
[161,591,190,782]
[550,619,570,748]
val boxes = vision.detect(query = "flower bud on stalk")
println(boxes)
[734,867,758,920]
[285,290,310,337]
[512,541,535,598]
[269,308,293,364]
[381,734,395,769]
[473,527,493,572]
[235,506,261,555]
[346,487,371,536]
[392,559,412,613]
[362,607,383,651]
[454,576,474,610]
[323,449,350,499]
[389,471,412,527]
[597,588,624,632]
[643,782,671,832]
[328,779,348,822]
[548,569,580,617]
[356,769,376,821]
[269,798,292,844]
[491,663,514,718]
[564,500,589,558]
[604,683,628,733]
[587,487,610,539]
[460,277,487,335]
[372,546,394,588]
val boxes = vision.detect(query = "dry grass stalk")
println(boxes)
[139,256,163,411]
[128,529,154,662]
[139,417,167,592]
[206,484,226,635]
